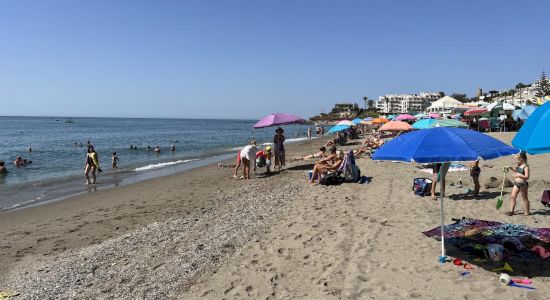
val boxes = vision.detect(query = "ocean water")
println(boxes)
[0,116,315,211]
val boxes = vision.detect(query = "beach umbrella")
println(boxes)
[379,121,413,131]
[253,113,305,128]
[512,101,550,154]
[394,114,416,121]
[351,118,363,125]
[412,119,436,129]
[414,113,426,119]
[372,117,389,124]
[511,105,537,121]
[464,108,489,116]
[336,120,354,127]
[451,114,462,119]
[364,117,373,121]
[487,102,516,111]
[387,114,396,120]
[431,119,468,128]
[328,124,350,133]
[372,127,518,262]
[428,113,441,119]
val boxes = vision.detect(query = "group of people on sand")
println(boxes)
[231,127,287,180]
[430,152,531,216]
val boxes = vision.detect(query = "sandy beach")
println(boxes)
[1,133,549,299]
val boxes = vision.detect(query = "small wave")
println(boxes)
[133,159,199,171]
[285,136,318,143]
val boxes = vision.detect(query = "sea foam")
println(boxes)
[134,159,199,171]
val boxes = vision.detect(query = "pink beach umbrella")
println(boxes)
[427,113,441,119]
[464,108,488,116]
[379,121,413,131]
[394,114,416,121]
[253,113,305,128]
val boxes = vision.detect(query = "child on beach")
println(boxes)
[470,159,481,198]
[255,145,273,174]
[112,152,119,169]
[506,152,530,216]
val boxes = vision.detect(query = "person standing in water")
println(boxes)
[273,127,286,171]
[307,127,312,140]
[85,145,101,184]
[112,152,119,169]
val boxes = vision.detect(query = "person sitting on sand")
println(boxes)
[309,150,344,184]
[0,160,8,174]
[313,146,338,167]
[506,152,530,216]
[13,156,24,167]
[293,146,328,161]
[239,140,257,179]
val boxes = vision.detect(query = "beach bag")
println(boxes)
[413,178,432,197]
[542,190,550,207]
[320,173,340,186]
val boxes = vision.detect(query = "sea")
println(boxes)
[0,116,316,211]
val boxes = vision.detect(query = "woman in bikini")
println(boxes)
[293,146,327,161]
[85,146,101,184]
[506,152,530,216]
[309,150,344,184]
[470,159,481,198]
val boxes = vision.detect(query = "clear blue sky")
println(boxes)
[1,0,549,119]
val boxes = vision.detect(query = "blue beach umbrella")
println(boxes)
[511,105,537,121]
[352,118,362,125]
[387,114,396,120]
[372,127,518,262]
[412,119,436,129]
[512,102,550,154]
[414,113,426,119]
[364,117,373,121]
[328,124,350,133]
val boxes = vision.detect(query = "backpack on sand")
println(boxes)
[413,177,433,197]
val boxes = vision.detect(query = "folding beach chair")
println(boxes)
[338,150,360,182]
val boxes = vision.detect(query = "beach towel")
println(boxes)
[423,219,550,259]
[338,150,360,182]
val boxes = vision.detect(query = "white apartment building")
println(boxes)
[376,92,440,114]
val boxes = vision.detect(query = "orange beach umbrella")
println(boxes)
[372,117,389,124]
[379,121,413,131]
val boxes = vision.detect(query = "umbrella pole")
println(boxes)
[439,174,446,263]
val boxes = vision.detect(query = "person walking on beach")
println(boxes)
[112,152,119,169]
[506,152,530,216]
[85,145,101,184]
[273,127,286,171]
[307,127,312,140]
[239,140,257,179]
[431,162,450,200]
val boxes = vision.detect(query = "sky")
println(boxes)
[1,0,549,119]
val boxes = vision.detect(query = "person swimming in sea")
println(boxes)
[171,145,176,151]
[0,161,8,174]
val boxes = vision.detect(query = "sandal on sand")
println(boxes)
[505,211,514,216]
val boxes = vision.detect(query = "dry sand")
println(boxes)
[1,133,549,299]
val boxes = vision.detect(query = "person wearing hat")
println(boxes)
[0,160,8,174]
[256,145,273,174]
[239,140,258,179]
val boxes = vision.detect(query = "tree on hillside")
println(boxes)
[535,70,550,97]
[363,96,368,109]
[515,82,528,90]
[438,91,445,97]
[450,93,468,102]
[488,90,499,98]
